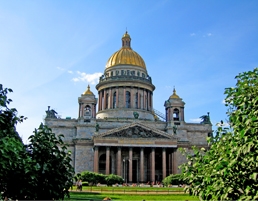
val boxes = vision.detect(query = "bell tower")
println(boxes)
[78,85,97,122]
[164,88,185,125]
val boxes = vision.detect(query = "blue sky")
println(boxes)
[1,0,258,143]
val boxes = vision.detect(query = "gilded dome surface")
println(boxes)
[170,88,180,99]
[105,32,146,69]
[83,85,94,95]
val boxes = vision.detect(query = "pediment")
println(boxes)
[94,122,177,140]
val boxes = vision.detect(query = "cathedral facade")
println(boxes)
[45,32,212,183]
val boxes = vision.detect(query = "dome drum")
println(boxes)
[96,73,154,89]
[96,108,155,121]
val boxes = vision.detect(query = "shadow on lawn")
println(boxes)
[67,192,106,201]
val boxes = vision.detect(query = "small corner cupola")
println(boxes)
[83,85,94,96]
[78,84,97,121]
[164,87,185,123]
[169,87,180,99]
[122,31,131,49]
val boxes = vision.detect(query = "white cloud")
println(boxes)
[72,71,103,84]
[68,70,73,74]
[203,33,213,37]
[190,33,196,36]
[189,118,202,123]
[57,66,65,71]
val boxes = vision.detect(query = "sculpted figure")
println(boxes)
[200,112,211,124]
[45,106,58,119]
[133,111,139,119]
[172,125,177,134]
[95,123,100,132]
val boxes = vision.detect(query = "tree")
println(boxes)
[0,84,33,200]
[27,123,75,200]
[0,84,75,200]
[0,84,26,141]
[180,68,258,200]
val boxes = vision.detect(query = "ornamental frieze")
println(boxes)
[104,126,167,139]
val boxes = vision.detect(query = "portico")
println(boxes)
[93,122,178,183]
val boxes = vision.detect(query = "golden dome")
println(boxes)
[83,85,94,95]
[105,31,146,69]
[123,31,130,38]
[170,88,180,99]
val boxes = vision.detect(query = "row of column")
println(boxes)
[93,146,177,183]
[98,87,153,111]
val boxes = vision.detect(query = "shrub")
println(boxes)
[82,181,88,186]
[80,171,106,185]
[105,174,123,186]
[162,174,183,186]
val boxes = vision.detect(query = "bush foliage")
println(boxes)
[162,174,183,186]
[180,68,258,200]
[78,171,123,186]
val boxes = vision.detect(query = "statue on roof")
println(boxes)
[45,106,58,119]
[200,112,211,124]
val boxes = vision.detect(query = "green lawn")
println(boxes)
[66,187,199,201]
[78,186,185,193]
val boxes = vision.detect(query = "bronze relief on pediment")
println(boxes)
[104,126,167,139]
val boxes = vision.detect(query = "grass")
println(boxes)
[66,192,199,200]
[79,186,185,193]
[66,186,199,200]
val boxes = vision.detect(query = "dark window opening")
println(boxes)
[126,91,131,108]
[113,92,116,108]
[173,108,179,121]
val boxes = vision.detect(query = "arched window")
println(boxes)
[105,93,109,109]
[173,108,179,121]
[113,92,116,108]
[135,92,138,108]
[126,91,131,108]
[84,105,91,116]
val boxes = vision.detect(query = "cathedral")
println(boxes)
[45,31,212,183]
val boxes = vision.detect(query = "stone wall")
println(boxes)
[74,142,94,173]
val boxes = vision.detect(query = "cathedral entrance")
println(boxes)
[122,158,138,183]
[132,159,138,183]
[98,154,112,175]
